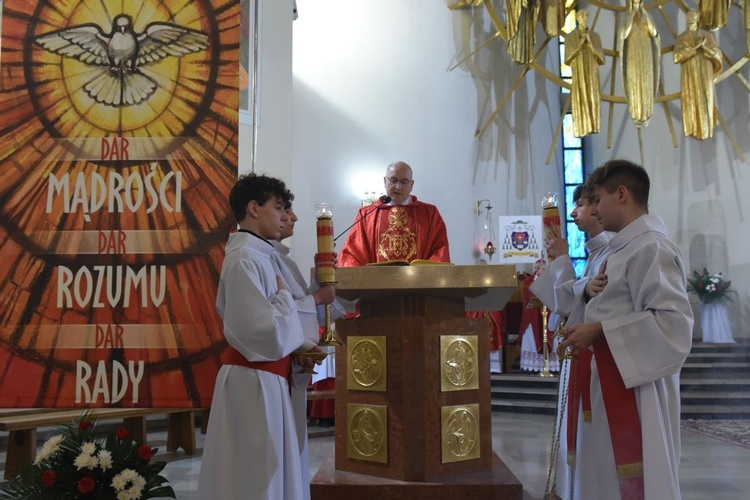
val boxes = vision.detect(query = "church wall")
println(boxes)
[258,0,748,338]
[238,0,294,181]
[289,0,563,272]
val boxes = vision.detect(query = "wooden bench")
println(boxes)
[0,408,198,479]
[307,389,335,400]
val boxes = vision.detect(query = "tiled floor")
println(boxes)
[3,412,750,499]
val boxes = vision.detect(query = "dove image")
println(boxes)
[34,14,209,107]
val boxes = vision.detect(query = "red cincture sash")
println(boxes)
[566,349,593,466]
[593,337,645,500]
[224,345,291,379]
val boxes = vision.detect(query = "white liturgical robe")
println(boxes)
[575,215,693,500]
[529,231,613,498]
[270,240,345,500]
[198,232,311,500]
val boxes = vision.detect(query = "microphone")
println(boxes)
[333,196,391,242]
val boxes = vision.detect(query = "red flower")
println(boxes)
[115,427,131,440]
[41,470,56,488]
[77,476,95,493]
[78,421,93,430]
[138,444,154,460]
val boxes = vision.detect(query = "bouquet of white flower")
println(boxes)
[0,413,175,500]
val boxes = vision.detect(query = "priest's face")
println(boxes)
[384,162,414,205]
[570,199,602,235]
[279,207,298,240]
[589,186,621,232]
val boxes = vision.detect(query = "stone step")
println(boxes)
[492,398,750,420]
[490,342,750,419]
[690,341,750,353]
[686,352,750,363]
[490,374,559,387]
[681,362,750,378]
[681,379,750,392]
[490,398,556,415]
[490,387,558,403]
[680,391,750,405]
[681,405,750,420]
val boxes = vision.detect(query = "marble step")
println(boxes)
[680,405,750,420]
[681,379,750,392]
[689,341,750,354]
[685,352,750,363]
[490,398,556,415]
[681,362,750,378]
[680,391,750,406]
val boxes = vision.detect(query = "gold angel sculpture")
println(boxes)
[619,0,661,127]
[673,10,723,140]
[565,10,605,137]
[540,0,566,38]
[698,0,730,31]
[507,0,540,64]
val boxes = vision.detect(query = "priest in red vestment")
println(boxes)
[339,161,450,266]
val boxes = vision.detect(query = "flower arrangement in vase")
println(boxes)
[687,268,733,304]
[0,414,175,500]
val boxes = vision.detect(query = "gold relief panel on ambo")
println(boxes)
[440,335,479,392]
[347,403,388,464]
[347,336,387,392]
[441,404,481,464]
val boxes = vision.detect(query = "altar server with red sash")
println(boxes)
[529,184,612,498]
[198,174,317,500]
[271,201,343,500]
[339,161,450,266]
[560,160,693,500]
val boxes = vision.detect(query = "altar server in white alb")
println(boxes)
[270,199,344,500]
[529,183,613,499]
[559,159,693,500]
[198,173,320,500]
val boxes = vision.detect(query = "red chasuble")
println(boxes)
[339,196,450,266]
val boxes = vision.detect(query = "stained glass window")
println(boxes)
[558,11,586,277]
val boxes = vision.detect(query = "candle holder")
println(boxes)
[316,202,342,347]
[294,351,328,374]
[541,192,561,262]
[527,297,555,378]
[554,319,576,361]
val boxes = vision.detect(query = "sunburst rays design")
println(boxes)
[0,0,240,407]
[449,0,749,163]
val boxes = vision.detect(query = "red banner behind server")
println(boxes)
[0,0,239,407]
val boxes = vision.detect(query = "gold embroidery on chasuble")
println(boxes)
[378,207,417,261]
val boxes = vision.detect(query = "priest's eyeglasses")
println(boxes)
[385,177,413,186]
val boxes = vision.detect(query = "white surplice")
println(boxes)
[529,231,613,499]
[577,215,693,500]
[270,241,345,500]
[197,232,310,500]
[530,231,613,325]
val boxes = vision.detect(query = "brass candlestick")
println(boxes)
[527,297,554,378]
[316,202,342,347]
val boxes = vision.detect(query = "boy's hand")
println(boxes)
[276,275,286,292]
[545,237,569,259]
[293,345,325,368]
[585,273,607,299]
[559,322,604,351]
[313,285,336,305]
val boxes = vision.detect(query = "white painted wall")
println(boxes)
[238,0,294,180]
[289,0,563,273]
[254,1,749,337]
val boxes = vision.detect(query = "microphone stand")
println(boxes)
[333,195,391,242]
